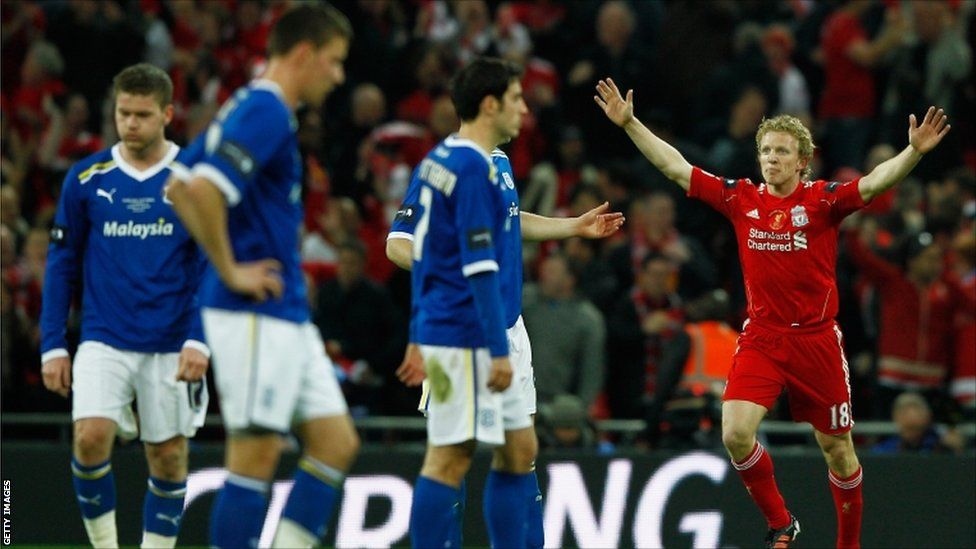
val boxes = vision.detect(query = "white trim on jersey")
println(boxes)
[41,348,70,363]
[192,163,242,206]
[111,142,180,182]
[462,259,499,277]
[169,161,192,182]
[387,231,414,241]
[251,79,287,102]
[182,339,211,359]
[490,148,508,158]
[445,135,492,164]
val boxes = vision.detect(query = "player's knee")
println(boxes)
[73,422,114,463]
[332,428,361,470]
[721,427,755,456]
[305,424,360,471]
[146,438,188,480]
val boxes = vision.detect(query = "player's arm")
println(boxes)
[39,166,89,397]
[846,8,907,68]
[454,161,512,392]
[177,244,210,382]
[858,107,950,202]
[519,202,624,242]
[386,237,412,270]
[387,180,422,270]
[594,78,693,191]
[167,176,282,301]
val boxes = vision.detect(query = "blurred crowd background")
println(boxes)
[2,0,974,454]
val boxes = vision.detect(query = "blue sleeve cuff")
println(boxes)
[467,271,508,357]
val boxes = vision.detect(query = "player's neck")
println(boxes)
[261,61,300,109]
[457,122,500,157]
[119,138,170,170]
[766,178,800,198]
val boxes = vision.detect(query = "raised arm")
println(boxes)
[520,202,624,242]
[594,78,693,191]
[858,106,950,202]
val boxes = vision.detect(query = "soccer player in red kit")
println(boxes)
[595,77,950,549]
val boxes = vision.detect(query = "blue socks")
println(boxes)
[526,471,544,549]
[274,457,343,544]
[71,458,116,519]
[210,473,269,549]
[484,470,532,549]
[143,477,187,538]
[411,476,464,548]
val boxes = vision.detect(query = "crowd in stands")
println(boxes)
[2,0,974,452]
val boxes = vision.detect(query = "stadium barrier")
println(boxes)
[4,411,975,442]
[2,442,973,547]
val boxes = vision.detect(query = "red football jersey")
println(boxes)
[689,167,866,329]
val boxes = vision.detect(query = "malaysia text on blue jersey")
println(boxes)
[41,143,206,355]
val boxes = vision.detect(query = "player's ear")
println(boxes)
[479,95,499,118]
[290,40,316,67]
[162,104,174,126]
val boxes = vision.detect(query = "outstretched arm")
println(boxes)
[594,78,693,191]
[859,106,950,202]
[520,202,625,242]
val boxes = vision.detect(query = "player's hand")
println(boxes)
[909,106,950,154]
[395,343,426,387]
[176,347,209,382]
[575,201,625,239]
[41,356,71,398]
[594,78,635,128]
[487,357,513,392]
[224,259,284,302]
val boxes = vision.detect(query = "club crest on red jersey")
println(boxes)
[769,210,788,230]
[791,205,809,228]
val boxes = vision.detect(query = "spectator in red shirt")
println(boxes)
[597,75,950,548]
[949,230,976,419]
[845,225,972,419]
[818,0,907,174]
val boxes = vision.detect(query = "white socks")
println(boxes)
[82,510,119,548]
[271,517,318,548]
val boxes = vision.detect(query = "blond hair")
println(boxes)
[755,115,815,179]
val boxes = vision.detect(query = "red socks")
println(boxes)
[732,442,791,529]
[829,467,863,549]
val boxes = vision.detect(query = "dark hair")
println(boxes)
[113,63,173,107]
[268,3,353,57]
[450,57,523,121]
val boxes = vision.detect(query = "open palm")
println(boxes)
[594,78,634,128]
[909,106,950,154]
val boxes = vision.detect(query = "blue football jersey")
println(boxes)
[41,143,206,355]
[189,80,308,322]
[391,146,522,328]
[409,136,511,348]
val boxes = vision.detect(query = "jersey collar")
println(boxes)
[111,142,180,182]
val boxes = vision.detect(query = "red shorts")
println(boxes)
[723,320,854,434]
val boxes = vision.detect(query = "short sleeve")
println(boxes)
[388,177,421,241]
[824,179,866,223]
[452,157,499,277]
[688,166,741,218]
[193,93,290,206]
